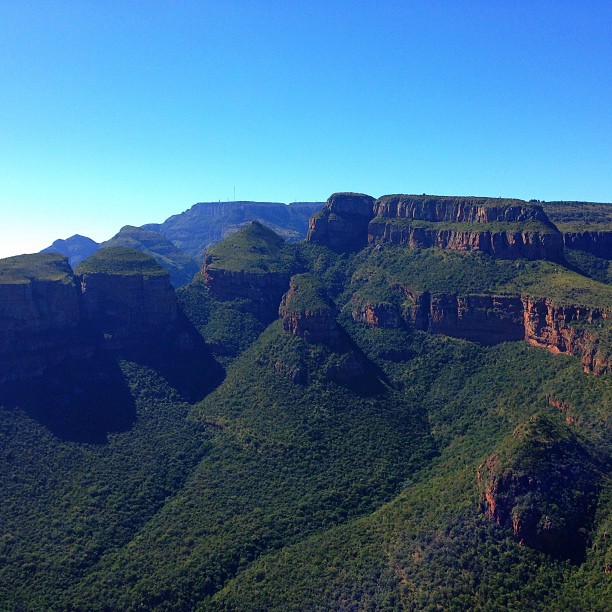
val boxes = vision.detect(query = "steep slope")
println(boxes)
[309,193,564,260]
[202,221,299,324]
[101,225,199,288]
[0,253,90,383]
[40,234,100,267]
[145,200,323,262]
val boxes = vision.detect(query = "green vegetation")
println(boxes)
[542,200,612,232]
[0,252,74,283]
[282,273,331,313]
[204,221,297,274]
[369,215,559,234]
[377,194,531,208]
[75,246,168,276]
[350,246,612,310]
[565,248,611,284]
[1,211,610,610]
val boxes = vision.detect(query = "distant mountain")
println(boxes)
[101,225,199,288]
[40,234,99,267]
[143,200,323,263]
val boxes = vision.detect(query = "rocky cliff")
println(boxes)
[352,288,609,372]
[279,274,339,344]
[563,231,612,259]
[0,254,89,383]
[477,413,600,563]
[306,193,375,252]
[522,297,609,374]
[307,193,565,260]
[202,222,296,323]
[76,247,178,349]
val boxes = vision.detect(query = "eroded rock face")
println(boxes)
[306,193,375,252]
[522,298,609,374]
[368,224,564,261]
[372,196,553,224]
[563,231,612,259]
[477,414,600,563]
[307,193,565,260]
[203,266,291,324]
[353,290,525,345]
[79,272,178,348]
[278,275,339,344]
[0,267,86,383]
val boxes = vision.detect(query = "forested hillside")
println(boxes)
[2,193,610,610]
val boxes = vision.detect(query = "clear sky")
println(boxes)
[1,1,611,258]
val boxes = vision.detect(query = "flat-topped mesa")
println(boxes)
[202,222,295,323]
[76,247,178,349]
[369,195,564,261]
[307,193,565,260]
[279,274,339,344]
[0,253,88,383]
[306,193,375,252]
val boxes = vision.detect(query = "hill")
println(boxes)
[40,234,100,267]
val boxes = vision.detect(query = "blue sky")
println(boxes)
[1,1,611,258]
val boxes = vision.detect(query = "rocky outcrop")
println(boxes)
[563,231,612,259]
[353,290,525,345]
[78,272,178,348]
[307,193,565,260]
[477,414,600,563]
[352,285,609,372]
[368,222,564,260]
[279,275,339,344]
[306,193,375,252]
[372,195,554,225]
[203,267,291,324]
[522,297,609,374]
[0,254,88,383]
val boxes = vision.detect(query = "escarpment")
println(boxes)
[563,231,612,259]
[0,249,185,383]
[0,254,88,383]
[477,414,600,563]
[522,298,609,374]
[352,288,609,372]
[307,193,564,260]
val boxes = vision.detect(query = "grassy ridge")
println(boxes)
[0,252,74,283]
[75,246,168,276]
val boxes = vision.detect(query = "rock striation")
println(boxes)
[522,297,609,374]
[307,193,565,261]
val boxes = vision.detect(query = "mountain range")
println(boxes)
[2,192,610,610]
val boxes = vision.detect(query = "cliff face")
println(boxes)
[306,193,375,252]
[477,414,600,563]
[368,223,564,260]
[353,287,609,371]
[563,231,612,259]
[522,298,609,374]
[0,254,88,383]
[372,196,553,225]
[203,266,291,324]
[279,275,339,344]
[307,193,564,260]
[79,272,178,348]
[353,290,525,345]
